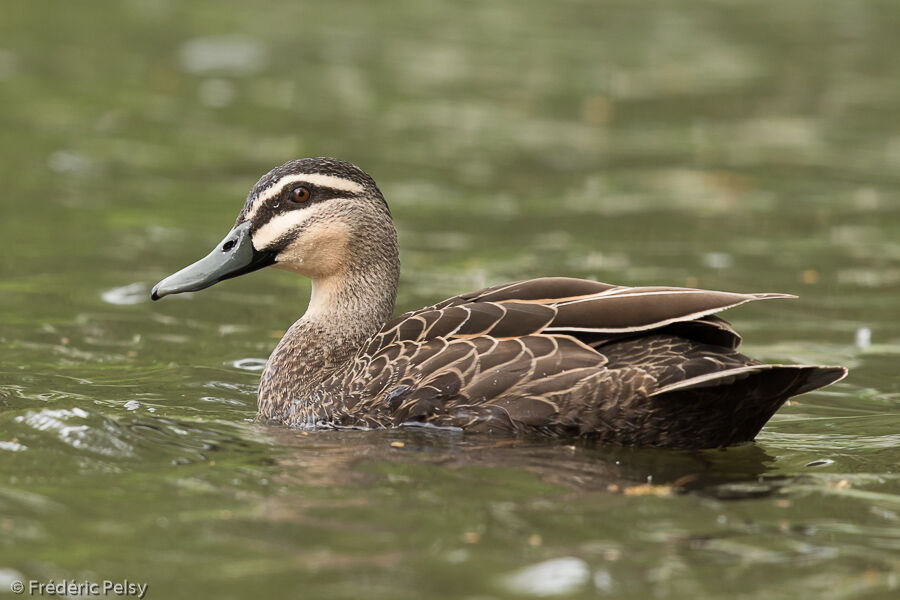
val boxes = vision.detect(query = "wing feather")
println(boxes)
[547,288,792,333]
[378,280,790,357]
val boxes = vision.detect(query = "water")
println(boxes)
[1,0,899,598]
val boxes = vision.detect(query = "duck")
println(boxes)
[150,157,846,449]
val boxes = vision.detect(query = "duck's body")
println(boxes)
[152,157,846,449]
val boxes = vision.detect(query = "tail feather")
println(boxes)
[645,365,847,448]
[790,365,848,395]
[650,364,847,397]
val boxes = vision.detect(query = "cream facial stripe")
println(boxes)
[251,202,331,251]
[245,173,364,221]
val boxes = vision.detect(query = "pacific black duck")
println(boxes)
[151,157,846,449]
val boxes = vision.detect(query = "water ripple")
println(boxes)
[501,557,591,596]
[178,35,267,75]
[101,282,148,305]
[13,408,135,457]
[0,440,27,452]
[230,358,267,372]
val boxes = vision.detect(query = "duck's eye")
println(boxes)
[290,187,310,203]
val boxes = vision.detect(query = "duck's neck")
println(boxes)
[258,235,399,420]
[303,263,399,352]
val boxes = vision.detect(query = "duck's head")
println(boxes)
[151,157,397,302]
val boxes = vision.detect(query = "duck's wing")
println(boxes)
[370,277,790,352]
[329,278,814,439]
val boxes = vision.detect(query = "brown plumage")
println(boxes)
[151,158,847,449]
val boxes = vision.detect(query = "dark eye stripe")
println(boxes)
[249,185,357,234]
[278,183,359,203]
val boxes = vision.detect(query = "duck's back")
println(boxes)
[284,277,845,448]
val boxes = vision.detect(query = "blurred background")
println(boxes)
[1,1,898,599]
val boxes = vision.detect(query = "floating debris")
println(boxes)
[622,483,673,497]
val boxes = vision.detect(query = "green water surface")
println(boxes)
[1,1,898,598]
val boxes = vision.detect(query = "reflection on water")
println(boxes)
[1,0,899,598]
[268,427,783,494]
[501,556,591,596]
[101,283,150,306]
[178,35,268,76]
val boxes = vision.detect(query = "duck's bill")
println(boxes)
[150,221,275,301]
